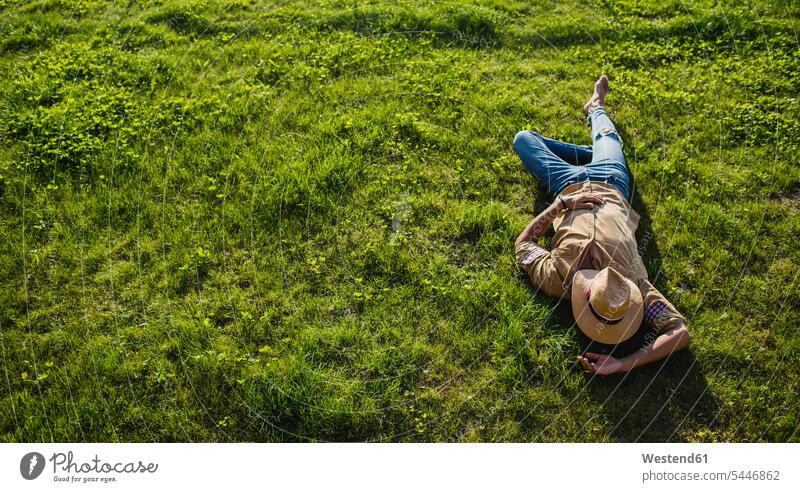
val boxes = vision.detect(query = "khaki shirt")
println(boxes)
[515,181,685,335]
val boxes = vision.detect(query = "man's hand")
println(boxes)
[561,193,604,210]
[515,193,605,248]
[577,352,623,376]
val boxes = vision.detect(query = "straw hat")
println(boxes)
[571,267,643,344]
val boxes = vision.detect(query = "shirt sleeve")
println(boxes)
[515,241,565,298]
[636,279,686,334]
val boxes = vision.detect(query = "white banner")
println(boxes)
[1,443,797,491]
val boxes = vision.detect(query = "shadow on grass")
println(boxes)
[526,123,719,442]
[583,349,718,442]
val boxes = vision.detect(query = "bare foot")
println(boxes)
[583,75,609,115]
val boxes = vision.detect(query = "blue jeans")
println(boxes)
[512,107,631,201]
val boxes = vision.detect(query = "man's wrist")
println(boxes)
[546,201,561,218]
[557,194,567,209]
[617,355,636,373]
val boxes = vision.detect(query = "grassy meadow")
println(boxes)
[0,0,799,442]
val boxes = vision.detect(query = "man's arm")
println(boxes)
[515,201,562,250]
[515,193,604,249]
[577,323,692,375]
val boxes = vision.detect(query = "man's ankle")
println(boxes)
[584,101,603,115]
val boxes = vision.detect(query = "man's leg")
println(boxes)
[583,75,632,200]
[587,107,625,164]
[513,130,583,198]
[586,106,631,200]
[537,134,593,166]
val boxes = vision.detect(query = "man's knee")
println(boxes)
[513,130,541,153]
[594,127,623,146]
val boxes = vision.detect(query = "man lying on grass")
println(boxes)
[512,75,691,376]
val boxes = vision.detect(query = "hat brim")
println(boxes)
[571,269,643,345]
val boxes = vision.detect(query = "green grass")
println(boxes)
[0,0,798,442]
